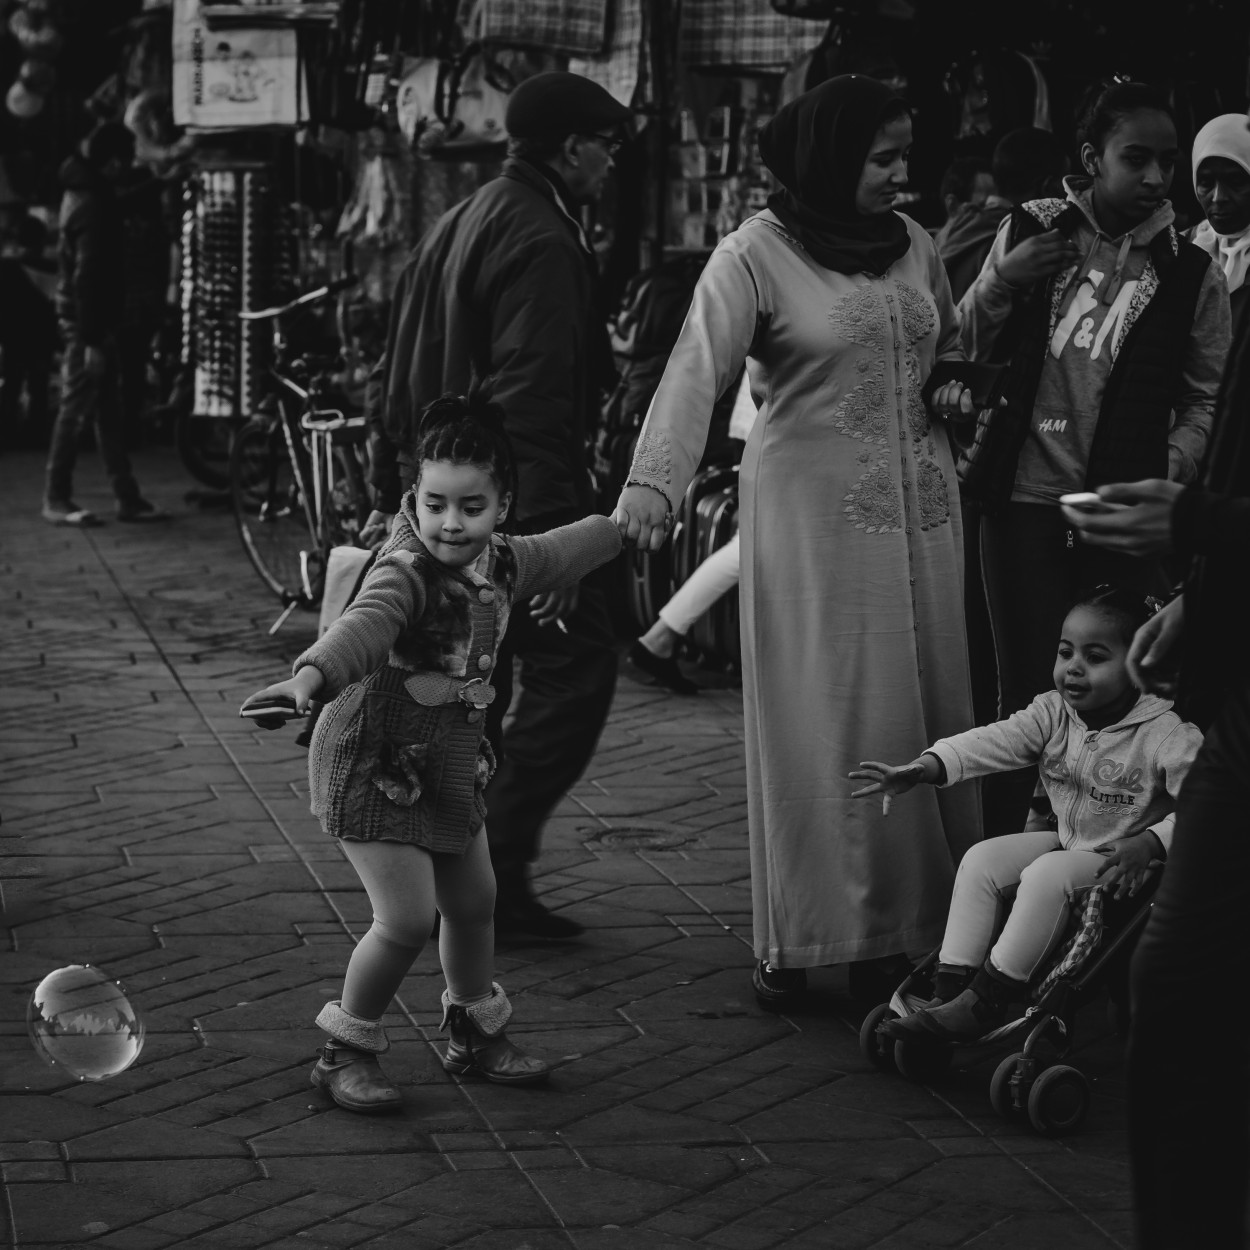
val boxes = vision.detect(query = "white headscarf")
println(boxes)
[1191,113,1250,293]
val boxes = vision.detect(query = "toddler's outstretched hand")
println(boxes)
[848,761,926,817]
[240,667,324,731]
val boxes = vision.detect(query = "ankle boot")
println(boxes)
[883,962,1027,1044]
[440,983,550,1085]
[310,1001,402,1114]
[929,963,977,1005]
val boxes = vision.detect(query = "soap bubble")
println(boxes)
[27,965,145,1081]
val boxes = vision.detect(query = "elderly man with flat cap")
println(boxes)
[363,71,631,939]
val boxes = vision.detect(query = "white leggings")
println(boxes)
[939,829,1106,982]
[658,532,741,636]
[337,830,497,1022]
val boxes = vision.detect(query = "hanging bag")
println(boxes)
[396,44,513,157]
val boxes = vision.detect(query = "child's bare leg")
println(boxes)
[340,840,437,1018]
[433,828,496,1005]
[310,839,436,1114]
[433,827,549,1085]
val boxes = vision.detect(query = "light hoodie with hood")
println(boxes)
[925,690,1202,853]
[958,174,1230,503]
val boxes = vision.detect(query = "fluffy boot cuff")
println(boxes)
[316,1000,390,1053]
[441,983,511,1036]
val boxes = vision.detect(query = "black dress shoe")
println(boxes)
[628,641,698,695]
[494,892,584,940]
[752,960,808,1011]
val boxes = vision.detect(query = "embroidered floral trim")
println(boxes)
[903,350,931,442]
[896,281,937,347]
[630,429,674,495]
[1113,258,1158,359]
[843,458,903,533]
[832,372,889,445]
[916,457,951,530]
[828,285,888,349]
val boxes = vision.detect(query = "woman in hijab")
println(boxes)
[1190,113,1250,338]
[614,75,981,1009]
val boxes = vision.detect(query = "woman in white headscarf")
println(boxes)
[1191,113,1250,337]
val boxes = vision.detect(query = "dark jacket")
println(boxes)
[935,199,1011,303]
[55,154,126,347]
[1173,309,1250,729]
[371,157,611,522]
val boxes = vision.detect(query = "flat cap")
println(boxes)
[505,71,631,140]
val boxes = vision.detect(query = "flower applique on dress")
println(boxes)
[373,740,430,807]
[828,285,889,349]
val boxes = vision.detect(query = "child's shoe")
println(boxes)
[927,962,977,1006]
[310,1001,402,1113]
[440,984,550,1085]
[882,962,1026,1043]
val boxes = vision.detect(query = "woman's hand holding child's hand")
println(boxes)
[849,758,934,816]
[1094,831,1163,899]
[240,666,325,731]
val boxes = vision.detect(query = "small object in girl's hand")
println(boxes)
[240,697,307,721]
[1058,492,1129,514]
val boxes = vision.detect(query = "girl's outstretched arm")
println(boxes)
[509,514,623,602]
[849,754,945,816]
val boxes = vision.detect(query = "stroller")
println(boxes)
[859,877,1158,1136]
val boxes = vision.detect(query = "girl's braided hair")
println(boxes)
[1068,584,1155,646]
[413,389,518,524]
[1076,79,1173,155]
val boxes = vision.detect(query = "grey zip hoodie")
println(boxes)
[926,690,1202,852]
[958,176,1230,501]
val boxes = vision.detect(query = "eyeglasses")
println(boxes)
[581,132,623,156]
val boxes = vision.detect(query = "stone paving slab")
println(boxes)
[0,447,1134,1248]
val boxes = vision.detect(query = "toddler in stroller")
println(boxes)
[847,587,1202,1122]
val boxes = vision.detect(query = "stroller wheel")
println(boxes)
[1026,1064,1090,1136]
[858,1003,899,1072]
[893,1036,952,1083]
[989,1051,1028,1119]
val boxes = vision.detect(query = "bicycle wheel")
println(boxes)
[231,416,318,603]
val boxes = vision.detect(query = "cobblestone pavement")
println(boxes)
[1,447,1136,1249]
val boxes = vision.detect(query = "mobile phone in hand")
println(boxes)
[1058,492,1129,515]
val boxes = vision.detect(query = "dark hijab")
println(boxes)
[758,74,912,275]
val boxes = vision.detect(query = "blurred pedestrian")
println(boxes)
[0,213,56,440]
[364,72,631,939]
[614,75,982,1009]
[1189,112,1250,339]
[43,122,168,525]
[959,81,1229,834]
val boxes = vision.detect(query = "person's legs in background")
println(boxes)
[43,333,98,524]
[485,572,618,939]
[980,504,1071,834]
[1129,681,1250,1249]
[631,532,740,693]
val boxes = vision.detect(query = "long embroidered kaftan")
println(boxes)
[630,211,981,965]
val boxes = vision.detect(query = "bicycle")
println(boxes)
[230,276,372,634]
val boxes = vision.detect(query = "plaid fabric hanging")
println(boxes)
[679,0,827,73]
[568,0,645,107]
[475,0,610,57]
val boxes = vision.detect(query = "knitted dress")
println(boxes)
[296,504,622,853]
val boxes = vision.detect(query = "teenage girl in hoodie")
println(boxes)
[958,81,1230,833]
[848,586,1202,1042]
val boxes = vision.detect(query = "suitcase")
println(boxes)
[686,486,741,670]
[672,463,739,588]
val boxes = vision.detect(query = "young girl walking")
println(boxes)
[242,393,621,1113]
[848,586,1202,1042]
[958,81,1229,834]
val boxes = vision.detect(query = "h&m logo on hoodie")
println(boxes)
[1050,269,1140,362]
